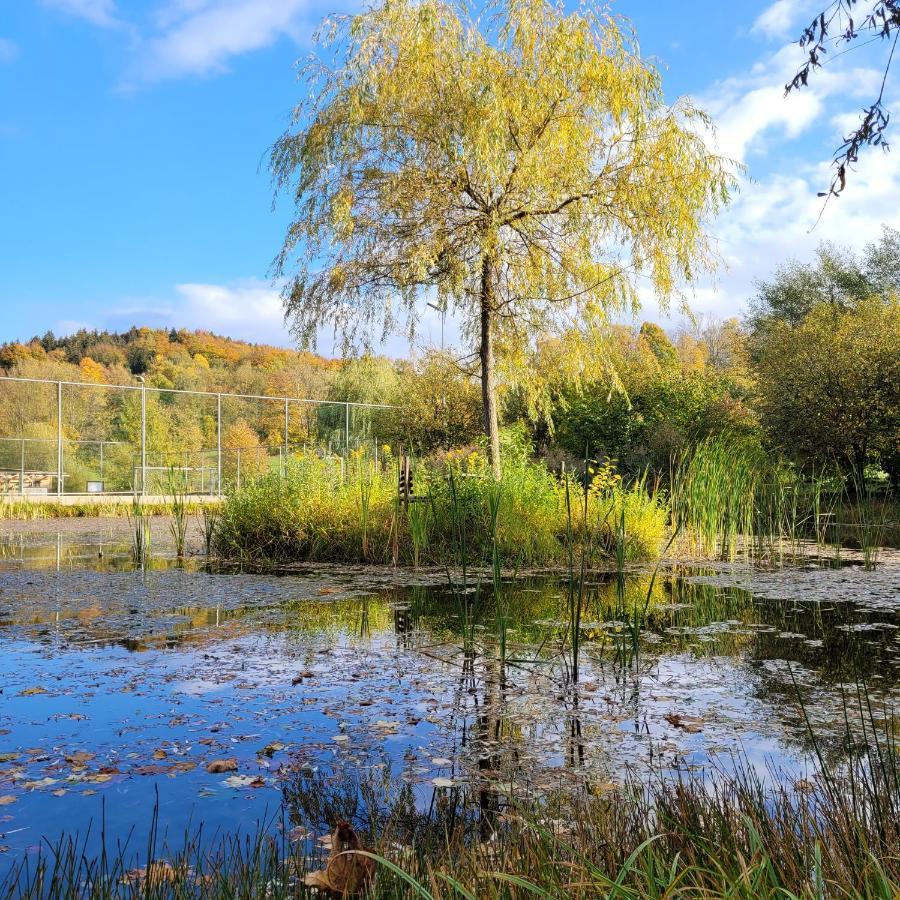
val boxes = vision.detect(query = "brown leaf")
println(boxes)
[206,757,238,774]
[665,713,703,733]
[304,821,375,896]
[65,751,95,767]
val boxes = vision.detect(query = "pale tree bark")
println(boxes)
[479,254,501,479]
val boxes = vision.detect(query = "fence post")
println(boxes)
[56,381,63,496]
[20,438,24,495]
[345,402,350,451]
[284,398,289,463]
[140,380,147,496]
[216,393,222,497]
[236,449,241,490]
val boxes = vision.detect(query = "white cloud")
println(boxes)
[97,280,450,358]
[752,0,808,39]
[109,281,293,345]
[648,25,900,328]
[0,38,18,63]
[130,0,312,83]
[40,0,123,28]
[698,44,882,164]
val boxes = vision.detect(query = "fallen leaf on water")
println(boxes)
[223,775,259,788]
[23,778,57,790]
[19,686,48,696]
[206,758,238,774]
[260,741,285,757]
[152,749,167,760]
[373,721,399,733]
[664,713,703,733]
[122,861,177,888]
[0,796,16,806]
[432,777,455,789]
[66,751,95,767]
[431,758,452,766]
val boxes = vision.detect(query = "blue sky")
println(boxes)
[1,0,898,354]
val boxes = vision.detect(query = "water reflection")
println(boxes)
[0,531,897,871]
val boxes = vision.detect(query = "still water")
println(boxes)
[0,530,898,873]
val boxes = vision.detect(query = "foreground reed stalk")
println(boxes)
[8,732,900,900]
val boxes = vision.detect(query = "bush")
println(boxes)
[215,437,669,567]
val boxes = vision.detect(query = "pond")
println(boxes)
[1,527,898,875]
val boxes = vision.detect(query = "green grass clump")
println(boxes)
[214,446,669,568]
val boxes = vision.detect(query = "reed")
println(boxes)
[165,466,188,558]
[127,494,151,565]
[9,690,900,899]
[201,503,220,557]
[215,449,669,567]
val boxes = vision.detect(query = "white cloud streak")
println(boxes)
[752,0,809,39]
[130,0,312,83]
[40,0,123,29]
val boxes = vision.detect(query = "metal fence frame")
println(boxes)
[0,374,395,497]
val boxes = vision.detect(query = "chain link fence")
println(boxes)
[0,375,394,497]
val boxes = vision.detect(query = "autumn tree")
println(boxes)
[751,297,900,486]
[383,352,483,453]
[270,0,732,476]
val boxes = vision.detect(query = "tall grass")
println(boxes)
[672,436,897,561]
[201,503,219,557]
[9,693,900,899]
[215,447,668,568]
[165,466,188,558]
[127,494,151,565]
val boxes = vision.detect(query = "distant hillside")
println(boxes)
[0,327,340,400]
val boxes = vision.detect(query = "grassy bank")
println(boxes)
[213,447,668,567]
[0,498,219,520]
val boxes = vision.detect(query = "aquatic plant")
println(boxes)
[165,465,188,558]
[215,443,669,567]
[127,494,151,565]
[406,494,431,569]
[201,503,220,557]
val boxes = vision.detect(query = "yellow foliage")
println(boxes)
[79,357,106,384]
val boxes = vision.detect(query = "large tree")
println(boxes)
[270,0,732,476]
[751,297,900,485]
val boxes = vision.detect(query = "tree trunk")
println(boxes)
[479,254,501,479]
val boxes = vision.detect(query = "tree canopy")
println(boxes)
[270,0,733,475]
[751,296,900,483]
[749,226,900,328]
